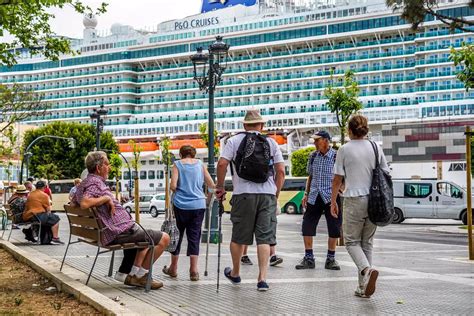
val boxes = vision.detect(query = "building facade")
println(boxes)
[1,0,473,190]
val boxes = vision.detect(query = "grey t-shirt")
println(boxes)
[334,139,389,197]
[220,131,284,195]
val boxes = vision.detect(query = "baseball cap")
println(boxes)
[35,180,46,189]
[311,130,331,141]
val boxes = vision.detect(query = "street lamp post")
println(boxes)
[19,135,75,184]
[90,105,108,150]
[25,152,32,180]
[191,36,230,243]
[191,36,230,180]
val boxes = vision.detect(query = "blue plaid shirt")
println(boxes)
[307,148,336,205]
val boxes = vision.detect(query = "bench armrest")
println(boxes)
[133,222,155,247]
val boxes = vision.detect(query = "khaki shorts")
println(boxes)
[230,194,277,245]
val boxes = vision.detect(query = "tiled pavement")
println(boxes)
[5,213,474,315]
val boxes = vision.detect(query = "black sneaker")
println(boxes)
[257,280,269,291]
[295,257,315,270]
[269,255,283,266]
[325,258,341,270]
[224,267,241,284]
[22,228,37,243]
[51,237,65,245]
[241,255,253,265]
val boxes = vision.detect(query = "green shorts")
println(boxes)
[230,194,277,245]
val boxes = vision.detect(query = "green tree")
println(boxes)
[199,122,219,157]
[159,136,173,215]
[324,70,363,145]
[0,0,107,67]
[386,0,474,32]
[450,42,474,91]
[128,140,142,222]
[0,83,49,136]
[290,147,314,177]
[109,152,123,199]
[36,162,62,183]
[0,125,18,184]
[22,121,117,179]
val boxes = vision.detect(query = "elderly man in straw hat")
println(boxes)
[216,108,285,291]
[8,185,30,229]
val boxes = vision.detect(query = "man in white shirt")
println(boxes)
[216,109,285,291]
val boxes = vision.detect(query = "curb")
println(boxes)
[427,227,469,235]
[0,239,138,316]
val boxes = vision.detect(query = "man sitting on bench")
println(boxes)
[72,151,170,290]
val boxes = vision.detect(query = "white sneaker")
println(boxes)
[354,286,370,298]
[362,268,379,297]
[114,271,127,283]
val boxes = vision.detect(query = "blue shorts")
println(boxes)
[35,212,60,226]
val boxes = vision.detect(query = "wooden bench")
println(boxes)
[61,204,156,291]
[1,204,42,244]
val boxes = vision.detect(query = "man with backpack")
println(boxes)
[216,109,285,291]
[296,131,342,270]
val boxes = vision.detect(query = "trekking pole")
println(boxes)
[216,199,224,293]
[204,194,215,277]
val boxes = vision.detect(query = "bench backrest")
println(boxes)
[4,204,13,219]
[63,204,101,245]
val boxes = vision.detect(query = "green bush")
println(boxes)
[290,147,314,177]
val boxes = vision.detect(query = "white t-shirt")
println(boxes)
[220,131,284,195]
[334,139,389,197]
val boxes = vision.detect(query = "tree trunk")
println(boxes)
[134,177,140,224]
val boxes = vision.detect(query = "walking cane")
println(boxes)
[216,199,224,293]
[204,194,215,277]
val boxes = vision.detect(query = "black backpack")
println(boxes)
[232,132,273,183]
[367,141,394,226]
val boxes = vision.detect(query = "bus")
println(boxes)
[222,177,307,214]
[49,179,118,211]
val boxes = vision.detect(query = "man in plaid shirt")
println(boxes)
[295,131,342,271]
[73,151,170,290]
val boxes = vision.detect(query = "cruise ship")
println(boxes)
[1,0,473,191]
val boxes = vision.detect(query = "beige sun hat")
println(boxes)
[242,108,266,124]
[15,185,29,194]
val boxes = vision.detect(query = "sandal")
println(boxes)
[190,271,199,281]
[162,265,177,278]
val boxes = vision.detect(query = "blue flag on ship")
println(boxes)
[201,0,257,13]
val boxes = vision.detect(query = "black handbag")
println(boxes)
[368,141,394,226]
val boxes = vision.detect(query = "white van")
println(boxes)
[393,179,469,224]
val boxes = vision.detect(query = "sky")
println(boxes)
[48,0,202,38]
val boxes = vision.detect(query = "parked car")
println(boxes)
[393,179,470,224]
[123,194,166,216]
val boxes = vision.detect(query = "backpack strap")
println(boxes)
[228,132,247,176]
[309,151,317,172]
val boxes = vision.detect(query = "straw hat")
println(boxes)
[242,109,266,124]
[15,185,29,194]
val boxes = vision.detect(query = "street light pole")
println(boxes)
[191,36,230,244]
[208,52,216,180]
[19,135,75,184]
[90,105,108,150]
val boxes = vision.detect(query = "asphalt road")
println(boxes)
[275,214,469,246]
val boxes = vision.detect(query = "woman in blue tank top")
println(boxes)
[162,145,215,281]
